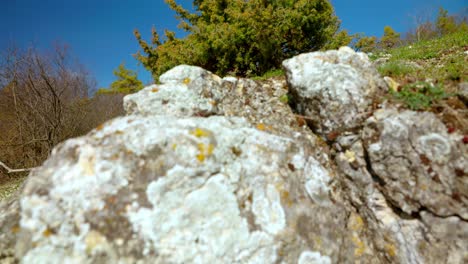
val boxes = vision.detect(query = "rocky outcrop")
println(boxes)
[1,47,466,263]
[282,46,387,137]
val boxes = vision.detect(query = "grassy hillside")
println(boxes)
[376,30,467,91]
[374,31,467,134]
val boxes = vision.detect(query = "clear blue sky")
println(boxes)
[1,0,466,89]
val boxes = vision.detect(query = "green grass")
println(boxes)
[390,82,450,110]
[376,30,468,83]
[387,30,467,60]
[378,62,415,77]
[252,68,285,81]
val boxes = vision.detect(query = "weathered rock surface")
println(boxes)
[282,46,386,136]
[1,49,466,264]
[362,109,467,219]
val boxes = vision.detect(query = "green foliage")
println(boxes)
[376,30,467,89]
[279,94,290,104]
[251,68,284,80]
[322,30,357,50]
[355,35,377,53]
[391,82,449,110]
[135,0,340,79]
[378,61,415,77]
[97,63,143,94]
[381,26,401,49]
[436,7,458,35]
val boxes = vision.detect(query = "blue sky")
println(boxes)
[1,0,466,89]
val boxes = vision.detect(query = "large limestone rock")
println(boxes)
[16,115,339,263]
[282,46,386,136]
[1,57,466,264]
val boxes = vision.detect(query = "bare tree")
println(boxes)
[0,44,94,171]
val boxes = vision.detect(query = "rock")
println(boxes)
[2,60,466,264]
[282,46,386,136]
[124,65,223,117]
[334,108,468,263]
[372,53,392,68]
[458,82,468,105]
[383,76,400,92]
[362,109,467,219]
[14,114,348,263]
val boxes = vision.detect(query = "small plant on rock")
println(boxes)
[391,81,449,110]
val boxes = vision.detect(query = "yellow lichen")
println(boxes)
[351,235,366,257]
[207,144,214,155]
[314,237,323,247]
[42,228,54,237]
[344,150,356,163]
[385,243,397,257]
[196,143,215,163]
[190,128,212,138]
[350,214,364,231]
[256,123,272,131]
[11,225,20,233]
[85,230,107,254]
[183,78,191,84]
[280,189,293,207]
[172,143,177,150]
[151,87,159,93]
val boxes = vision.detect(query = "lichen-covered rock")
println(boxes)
[282,46,386,136]
[123,65,223,117]
[362,108,467,219]
[2,61,466,264]
[14,113,351,263]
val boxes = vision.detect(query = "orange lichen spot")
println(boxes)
[327,131,340,141]
[183,78,191,84]
[106,196,117,204]
[11,225,20,233]
[151,87,159,93]
[257,123,266,130]
[256,123,272,131]
[96,123,105,131]
[280,189,293,207]
[385,243,397,257]
[352,235,366,257]
[209,100,217,106]
[190,128,211,138]
[295,116,306,127]
[42,228,54,237]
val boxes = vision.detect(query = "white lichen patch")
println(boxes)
[416,133,451,163]
[382,117,409,139]
[298,250,332,264]
[127,174,278,263]
[252,184,286,235]
[303,158,331,205]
